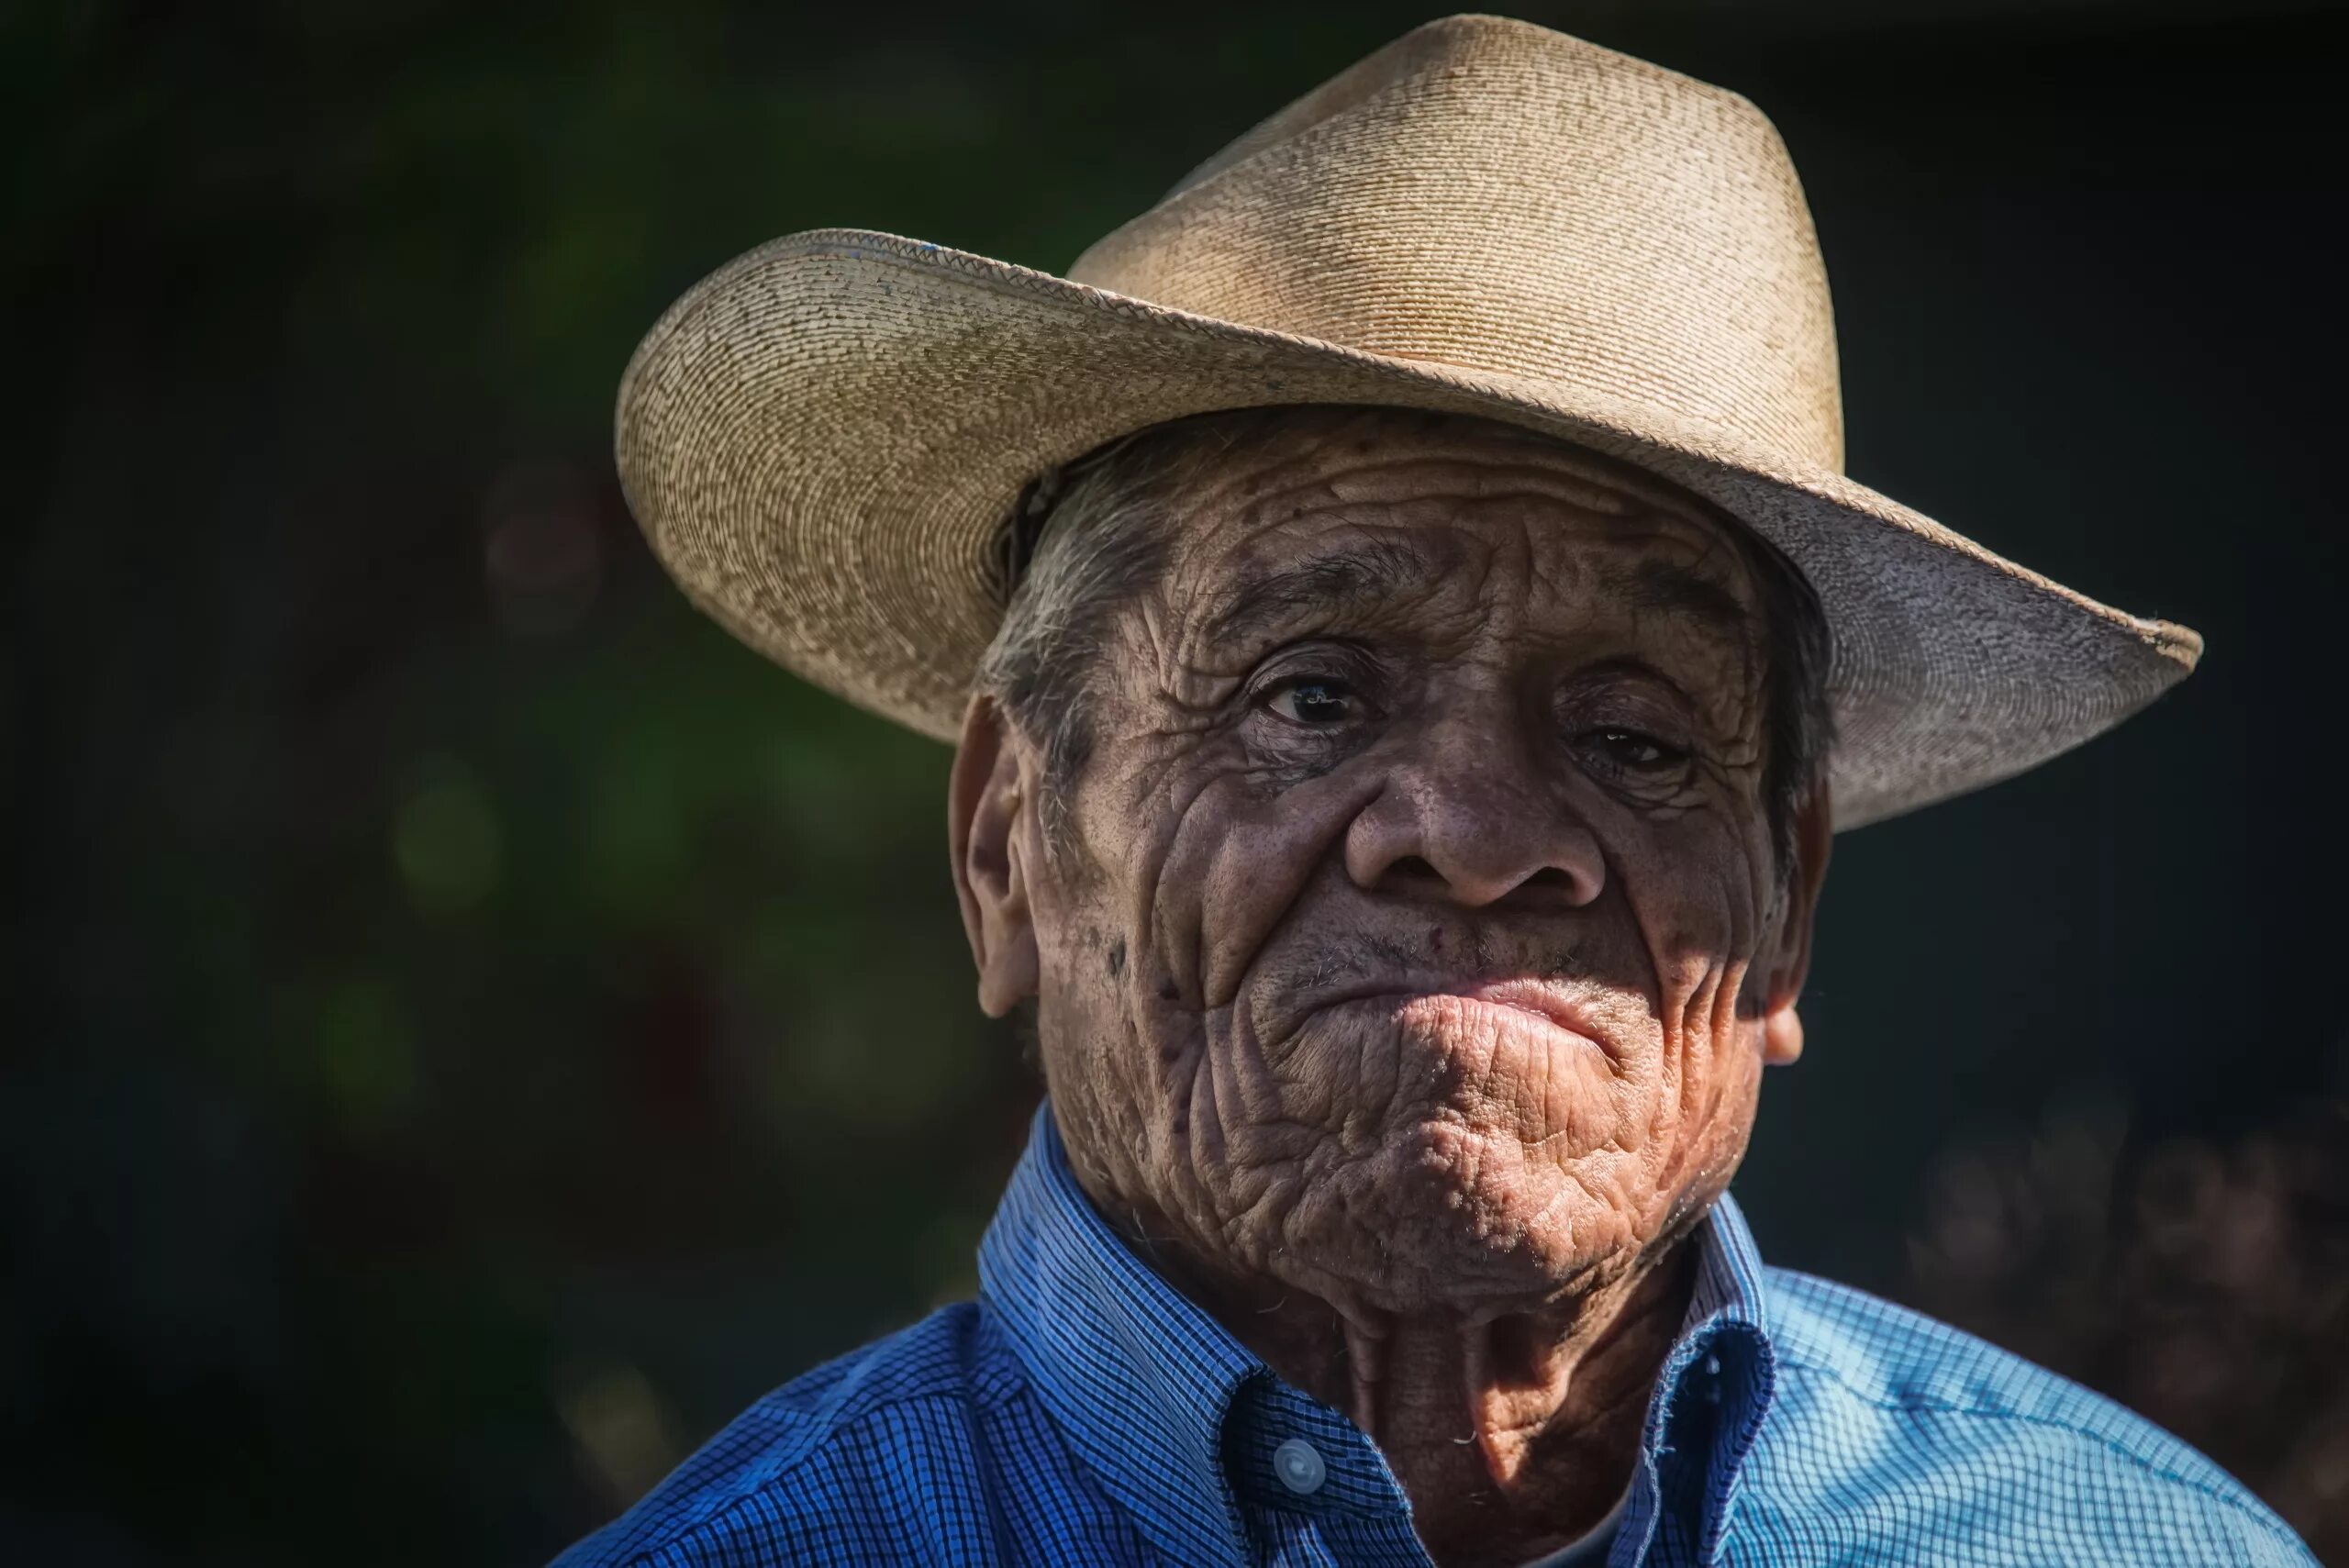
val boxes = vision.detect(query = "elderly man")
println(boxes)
[560,17,2313,1568]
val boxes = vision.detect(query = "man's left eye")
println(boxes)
[1263,677,1361,726]
[1580,727,1687,771]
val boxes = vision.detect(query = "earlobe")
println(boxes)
[948,695,1041,1018]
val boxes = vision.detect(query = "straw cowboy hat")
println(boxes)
[614,13,2199,829]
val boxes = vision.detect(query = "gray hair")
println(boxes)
[974,406,1835,871]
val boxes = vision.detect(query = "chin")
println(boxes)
[1280,1110,1633,1315]
[1200,1002,1661,1309]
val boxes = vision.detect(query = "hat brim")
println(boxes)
[617,228,2199,830]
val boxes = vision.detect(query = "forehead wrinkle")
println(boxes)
[1531,497,1759,617]
[1196,532,1438,651]
[1170,502,1759,664]
[1315,456,1643,518]
[1150,422,1763,658]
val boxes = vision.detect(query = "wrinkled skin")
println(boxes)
[950,409,1831,1567]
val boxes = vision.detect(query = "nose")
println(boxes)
[1341,717,1605,910]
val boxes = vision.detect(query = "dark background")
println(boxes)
[10,1,2348,1562]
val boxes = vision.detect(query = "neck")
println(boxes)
[1283,1252,1692,1566]
[1092,1183,1698,1568]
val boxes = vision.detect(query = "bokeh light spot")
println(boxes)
[315,978,418,1133]
[559,1362,682,1510]
[394,757,503,913]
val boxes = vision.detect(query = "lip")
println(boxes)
[1453,979,1602,1039]
[1312,977,1609,1053]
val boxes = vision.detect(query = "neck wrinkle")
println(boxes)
[1049,1101,1765,1565]
[1115,1195,1700,1563]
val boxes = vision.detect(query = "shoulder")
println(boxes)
[1742,1267,2316,1566]
[550,1303,1019,1568]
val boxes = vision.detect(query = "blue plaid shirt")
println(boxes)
[557,1105,2313,1566]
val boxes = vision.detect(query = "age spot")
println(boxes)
[1106,940,1127,978]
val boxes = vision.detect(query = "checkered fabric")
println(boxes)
[553,1105,2315,1566]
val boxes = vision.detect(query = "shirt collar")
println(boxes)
[979,1102,1780,1567]
[978,1104,1265,1566]
[1626,1190,1780,1565]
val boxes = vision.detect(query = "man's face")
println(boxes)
[954,409,1827,1321]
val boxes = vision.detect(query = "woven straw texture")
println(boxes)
[615,14,2199,829]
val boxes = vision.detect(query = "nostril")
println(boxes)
[1386,855,1445,885]
[1504,865,1593,907]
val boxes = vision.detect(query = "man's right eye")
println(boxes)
[1262,677,1361,727]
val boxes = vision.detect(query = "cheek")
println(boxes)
[1033,744,1385,1154]
[1583,807,1776,1218]
[1133,758,1387,1011]
[1603,803,1776,1040]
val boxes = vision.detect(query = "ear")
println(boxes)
[948,694,1041,1018]
[1760,780,1832,1067]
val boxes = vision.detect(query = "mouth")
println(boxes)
[1312,977,1610,1057]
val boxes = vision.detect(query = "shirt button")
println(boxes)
[1272,1438,1327,1496]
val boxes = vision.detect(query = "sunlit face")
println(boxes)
[959,408,1825,1323]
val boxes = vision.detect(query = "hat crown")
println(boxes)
[1068,15,1844,471]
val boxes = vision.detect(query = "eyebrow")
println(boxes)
[1202,538,1431,649]
[1602,557,1754,642]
